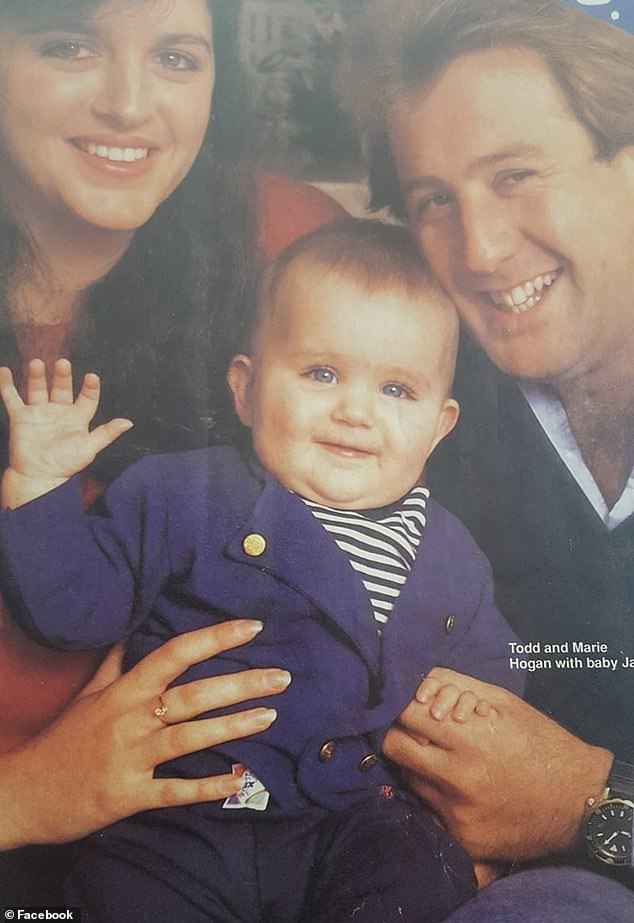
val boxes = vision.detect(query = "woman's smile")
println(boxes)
[73,138,152,164]
[70,135,156,178]
[0,0,214,237]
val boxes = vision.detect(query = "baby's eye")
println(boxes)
[307,367,337,385]
[382,383,412,399]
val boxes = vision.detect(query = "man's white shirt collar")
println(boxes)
[521,383,634,531]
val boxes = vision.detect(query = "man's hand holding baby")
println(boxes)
[0,358,132,509]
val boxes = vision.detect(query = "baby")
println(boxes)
[0,221,521,922]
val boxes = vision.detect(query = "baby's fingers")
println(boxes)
[429,683,462,720]
[415,674,441,704]
[74,372,102,419]
[88,418,134,455]
[26,358,49,406]
[451,690,478,723]
[0,366,23,415]
[49,359,76,405]
[475,699,492,718]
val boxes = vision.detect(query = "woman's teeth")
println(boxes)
[488,271,559,313]
[79,141,149,163]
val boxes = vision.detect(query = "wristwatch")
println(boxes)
[585,760,634,867]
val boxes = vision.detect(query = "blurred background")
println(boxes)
[238,0,369,214]
[237,0,634,213]
[238,1,362,180]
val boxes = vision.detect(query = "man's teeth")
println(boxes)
[489,272,558,313]
[82,142,149,162]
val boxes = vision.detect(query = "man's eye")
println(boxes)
[382,383,411,399]
[307,367,337,384]
[156,50,201,71]
[499,169,535,187]
[410,191,452,222]
[42,41,96,60]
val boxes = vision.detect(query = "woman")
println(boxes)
[0,0,341,901]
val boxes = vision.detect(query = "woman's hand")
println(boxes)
[384,667,613,864]
[0,620,290,849]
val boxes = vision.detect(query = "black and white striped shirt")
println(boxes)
[303,486,428,631]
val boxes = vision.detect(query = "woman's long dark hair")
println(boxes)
[0,0,257,480]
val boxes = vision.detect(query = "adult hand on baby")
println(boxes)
[0,358,132,508]
[0,620,289,850]
[414,669,493,723]
[384,667,613,864]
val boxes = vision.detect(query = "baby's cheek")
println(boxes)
[391,405,426,450]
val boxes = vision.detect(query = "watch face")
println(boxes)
[587,799,634,866]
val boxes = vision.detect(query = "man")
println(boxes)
[340,0,634,918]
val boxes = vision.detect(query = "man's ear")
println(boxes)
[613,145,634,193]
[227,355,254,427]
[430,398,460,455]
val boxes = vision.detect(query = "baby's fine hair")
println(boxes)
[250,219,458,392]
[257,219,448,336]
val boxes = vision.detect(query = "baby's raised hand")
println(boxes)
[0,359,132,508]
[415,668,493,723]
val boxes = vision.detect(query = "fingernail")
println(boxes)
[235,620,264,639]
[416,689,431,704]
[268,670,292,691]
[431,706,446,721]
[249,708,277,730]
[219,776,243,797]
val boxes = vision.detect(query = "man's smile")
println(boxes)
[483,269,561,314]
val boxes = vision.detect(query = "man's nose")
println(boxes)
[332,383,373,427]
[91,59,152,129]
[458,195,519,276]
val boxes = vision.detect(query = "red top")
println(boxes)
[0,174,345,753]
[256,173,345,261]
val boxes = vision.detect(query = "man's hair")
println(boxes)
[256,218,447,335]
[338,0,634,216]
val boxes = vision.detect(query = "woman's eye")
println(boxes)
[156,51,201,72]
[42,41,96,60]
[307,367,337,385]
[382,383,411,399]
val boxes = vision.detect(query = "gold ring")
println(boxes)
[153,695,169,725]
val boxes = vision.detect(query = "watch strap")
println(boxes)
[584,760,634,868]
[607,760,634,801]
